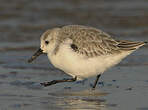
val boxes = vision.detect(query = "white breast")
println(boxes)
[48,42,132,80]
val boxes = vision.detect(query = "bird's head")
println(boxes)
[28,28,60,63]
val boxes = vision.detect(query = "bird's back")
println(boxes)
[57,25,146,57]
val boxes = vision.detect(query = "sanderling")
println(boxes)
[28,25,147,89]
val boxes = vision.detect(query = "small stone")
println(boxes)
[112,80,116,82]
[116,86,119,88]
[125,87,133,91]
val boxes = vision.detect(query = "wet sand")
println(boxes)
[0,0,148,110]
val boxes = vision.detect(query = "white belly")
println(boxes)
[48,44,131,80]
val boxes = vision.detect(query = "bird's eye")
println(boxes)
[45,41,49,45]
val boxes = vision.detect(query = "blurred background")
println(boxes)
[0,0,148,110]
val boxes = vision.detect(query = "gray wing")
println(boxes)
[58,25,145,57]
[58,25,121,57]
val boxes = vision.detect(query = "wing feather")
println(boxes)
[56,25,145,57]
[57,25,120,57]
[117,40,145,51]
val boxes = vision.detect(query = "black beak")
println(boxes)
[28,48,43,63]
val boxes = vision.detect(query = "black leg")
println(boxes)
[92,74,101,89]
[40,77,77,87]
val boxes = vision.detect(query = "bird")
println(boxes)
[28,25,147,89]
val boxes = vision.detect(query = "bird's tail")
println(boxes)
[117,40,147,51]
